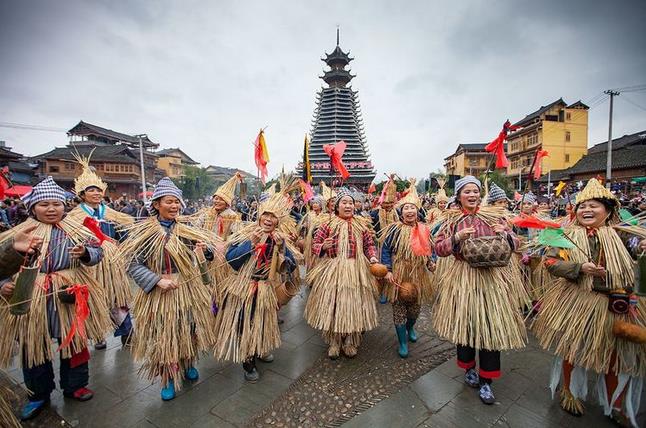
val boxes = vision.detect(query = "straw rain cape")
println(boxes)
[305,215,378,334]
[0,217,111,368]
[67,205,134,309]
[121,217,220,390]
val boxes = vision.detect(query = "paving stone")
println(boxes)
[189,413,236,427]
[342,387,430,428]
[494,402,562,428]
[409,369,465,412]
[50,385,123,427]
[209,386,275,425]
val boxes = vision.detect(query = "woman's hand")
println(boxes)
[639,239,646,252]
[194,241,207,253]
[369,257,379,264]
[384,271,395,283]
[455,226,476,242]
[13,225,43,254]
[69,243,87,260]
[0,282,15,299]
[492,224,506,234]
[274,233,284,248]
[156,278,178,293]
[321,237,335,250]
[250,228,263,245]
[581,262,606,277]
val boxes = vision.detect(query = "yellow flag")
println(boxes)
[554,181,566,196]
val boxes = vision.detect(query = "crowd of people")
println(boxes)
[1,157,646,427]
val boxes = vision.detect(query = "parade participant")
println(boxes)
[320,181,336,220]
[124,177,219,401]
[381,181,435,358]
[67,153,135,349]
[213,189,299,382]
[426,178,449,224]
[371,178,398,303]
[298,195,324,269]
[432,176,528,405]
[486,182,509,209]
[0,177,111,420]
[190,172,243,285]
[532,178,646,426]
[305,188,379,359]
[353,191,370,217]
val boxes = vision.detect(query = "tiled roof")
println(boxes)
[513,98,566,127]
[67,121,157,148]
[587,130,646,154]
[31,145,139,164]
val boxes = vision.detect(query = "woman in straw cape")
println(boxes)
[123,177,220,401]
[0,177,111,421]
[381,181,435,358]
[532,178,646,427]
[426,177,449,224]
[370,178,399,304]
[213,189,299,382]
[67,151,135,350]
[298,195,325,270]
[432,175,528,405]
[305,187,379,359]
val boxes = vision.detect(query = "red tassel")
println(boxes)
[532,150,549,180]
[485,120,521,169]
[82,217,109,245]
[254,243,268,269]
[57,284,90,352]
[410,223,432,256]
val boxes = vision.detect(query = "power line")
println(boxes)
[619,94,646,112]
[0,121,67,133]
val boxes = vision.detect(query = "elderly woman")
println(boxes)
[381,182,435,358]
[124,177,219,401]
[305,188,379,359]
[432,176,527,405]
[533,178,646,427]
[213,190,298,382]
[0,177,111,420]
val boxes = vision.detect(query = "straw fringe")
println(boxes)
[431,259,529,350]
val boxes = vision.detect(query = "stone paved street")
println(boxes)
[3,284,646,427]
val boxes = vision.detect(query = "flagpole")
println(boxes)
[547,169,552,198]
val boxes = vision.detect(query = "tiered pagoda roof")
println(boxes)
[298,30,376,190]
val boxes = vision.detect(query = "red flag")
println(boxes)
[485,120,521,169]
[57,284,90,351]
[0,167,12,199]
[299,179,314,203]
[514,191,522,201]
[511,214,561,230]
[368,183,376,194]
[532,150,549,180]
[410,223,432,256]
[82,217,110,245]
[253,130,269,184]
[322,141,350,180]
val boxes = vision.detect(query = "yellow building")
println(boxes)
[444,143,491,177]
[506,98,588,186]
[156,148,199,179]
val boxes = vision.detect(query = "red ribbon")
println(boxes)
[410,223,432,256]
[254,242,268,269]
[511,214,561,229]
[57,283,90,352]
[218,218,224,236]
[485,120,521,169]
[82,216,110,245]
[322,141,350,180]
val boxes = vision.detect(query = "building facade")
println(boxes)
[444,143,491,177]
[297,30,376,190]
[156,148,199,179]
[506,98,589,186]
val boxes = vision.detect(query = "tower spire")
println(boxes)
[336,26,340,46]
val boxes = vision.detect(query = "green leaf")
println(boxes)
[619,208,639,226]
[538,228,575,249]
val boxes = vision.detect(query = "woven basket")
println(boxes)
[461,235,511,268]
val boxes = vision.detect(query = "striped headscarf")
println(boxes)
[455,175,482,195]
[148,177,185,215]
[487,182,508,204]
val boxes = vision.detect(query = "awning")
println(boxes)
[631,177,646,184]
[3,185,33,197]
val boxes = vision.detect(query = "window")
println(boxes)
[566,112,572,121]
[469,158,479,166]
[565,131,571,142]
[64,162,75,171]
[565,154,570,162]
[49,165,60,173]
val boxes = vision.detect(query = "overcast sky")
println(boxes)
[1,0,645,180]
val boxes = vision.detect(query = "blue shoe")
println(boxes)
[185,366,199,381]
[20,399,47,421]
[161,381,175,401]
[379,294,388,304]
[406,318,418,343]
[395,325,409,358]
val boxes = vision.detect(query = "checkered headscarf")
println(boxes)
[334,187,355,209]
[522,192,537,204]
[487,182,507,203]
[148,177,185,215]
[22,176,66,210]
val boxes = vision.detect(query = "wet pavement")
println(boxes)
[2,282,645,427]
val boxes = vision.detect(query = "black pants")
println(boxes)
[456,345,501,380]
[22,354,88,401]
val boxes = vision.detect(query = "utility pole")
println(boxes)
[604,90,620,188]
[135,134,148,203]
